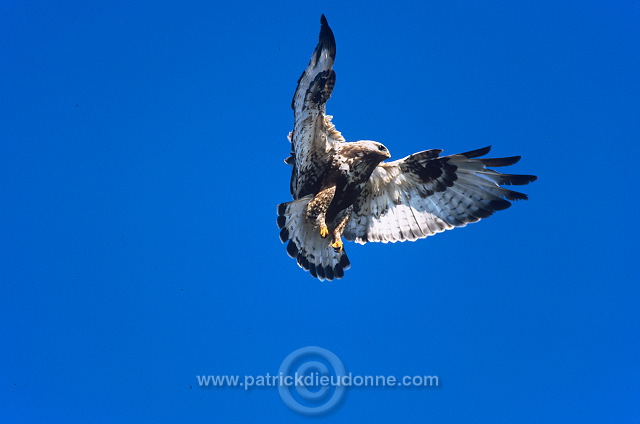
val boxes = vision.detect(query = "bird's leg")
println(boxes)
[306,185,336,238]
[331,214,350,252]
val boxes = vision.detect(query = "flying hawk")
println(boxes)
[277,15,537,281]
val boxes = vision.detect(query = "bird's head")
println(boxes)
[354,140,391,160]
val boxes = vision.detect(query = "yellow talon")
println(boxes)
[331,239,343,252]
[320,226,329,238]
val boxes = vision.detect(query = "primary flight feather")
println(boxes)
[277,15,537,281]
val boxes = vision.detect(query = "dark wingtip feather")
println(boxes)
[500,173,538,186]
[277,215,286,229]
[277,203,287,216]
[279,227,290,243]
[482,156,521,167]
[461,146,492,158]
[470,207,495,219]
[316,14,335,61]
[298,253,309,270]
[489,198,512,211]
[504,189,529,201]
[286,240,298,258]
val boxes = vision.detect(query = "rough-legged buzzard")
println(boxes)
[278,15,537,281]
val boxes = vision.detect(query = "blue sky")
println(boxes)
[1,0,638,422]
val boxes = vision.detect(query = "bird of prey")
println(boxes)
[277,15,537,281]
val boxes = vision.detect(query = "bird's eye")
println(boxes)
[378,145,387,151]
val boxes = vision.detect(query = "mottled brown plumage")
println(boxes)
[277,15,536,281]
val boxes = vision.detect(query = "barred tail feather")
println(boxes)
[277,196,350,281]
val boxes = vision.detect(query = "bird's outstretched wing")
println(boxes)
[288,14,345,199]
[344,146,537,243]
